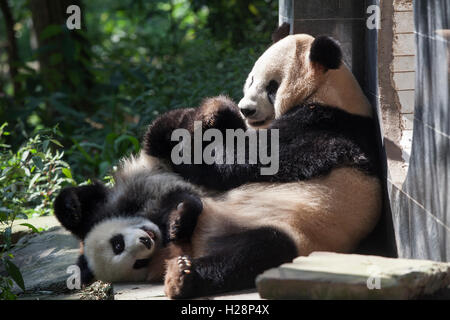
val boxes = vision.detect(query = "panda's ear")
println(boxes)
[77,254,95,286]
[272,23,290,43]
[54,182,107,240]
[309,36,342,70]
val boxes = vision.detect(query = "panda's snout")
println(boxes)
[238,96,258,119]
[240,107,257,118]
[139,236,152,249]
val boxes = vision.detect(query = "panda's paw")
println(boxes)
[167,195,202,242]
[164,255,196,299]
[198,96,246,132]
[144,108,189,159]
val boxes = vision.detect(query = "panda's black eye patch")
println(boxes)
[266,80,279,105]
[110,234,125,255]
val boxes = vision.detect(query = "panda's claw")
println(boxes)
[165,255,196,299]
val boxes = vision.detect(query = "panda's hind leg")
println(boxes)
[164,226,297,299]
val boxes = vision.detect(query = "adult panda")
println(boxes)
[143,29,383,298]
[54,29,382,299]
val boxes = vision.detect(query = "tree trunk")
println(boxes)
[0,0,20,96]
[29,0,93,123]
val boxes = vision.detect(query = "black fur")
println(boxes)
[309,36,342,70]
[54,183,202,244]
[144,108,195,159]
[77,254,95,286]
[54,179,203,285]
[144,98,380,191]
[271,22,290,43]
[169,227,297,298]
[266,80,279,105]
[158,190,203,245]
[144,96,245,160]
[53,182,107,239]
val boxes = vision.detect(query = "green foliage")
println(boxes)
[0,0,277,298]
[1,0,277,181]
[0,123,75,219]
[0,123,75,299]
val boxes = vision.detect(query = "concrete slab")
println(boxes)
[256,252,450,299]
[2,226,80,294]
[113,283,262,300]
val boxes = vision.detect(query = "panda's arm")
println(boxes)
[151,189,203,244]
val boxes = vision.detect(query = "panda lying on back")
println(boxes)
[54,29,382,299]
[54,155,204,284]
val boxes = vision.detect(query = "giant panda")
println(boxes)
[54,28,382,299]
[53,154,205,285]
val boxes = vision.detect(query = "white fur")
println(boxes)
[193,168,381,257]
[238,34,373,128]
[83,213,162,282]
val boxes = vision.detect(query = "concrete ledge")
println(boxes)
[256,252,450,299]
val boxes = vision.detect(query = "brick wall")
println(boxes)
[392,0,415,166]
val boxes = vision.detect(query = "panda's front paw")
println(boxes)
[197,96,246,132]
[164,255,197,299]
[168,195,203,242]
[144,108,192,159]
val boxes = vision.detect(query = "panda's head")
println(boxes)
[82,216,162,283]
[53,153,189,285]
[239,26,372,127]
[54,178,166,285]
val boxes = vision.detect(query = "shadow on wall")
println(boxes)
[278,0,398,257]
[389,0,450,262]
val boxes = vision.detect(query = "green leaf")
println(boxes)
[42,140,49,152]
[49,53,63,66]
[50,139,63,148]
[3,227,11,249]
[19,223,39,234]
[61,168,72,179]
[248,4,260,16]
[4,259,25,291]
[32,156,44,170]
[114,134,140,153]
[28,173,40,188]
[40,25,62,41]
[21,150,30,162]
[72,139,94,164]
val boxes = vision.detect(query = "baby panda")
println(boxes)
[54,155,204,284]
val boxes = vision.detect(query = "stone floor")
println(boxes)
[114,283,262,300]
[5,217,450,300]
